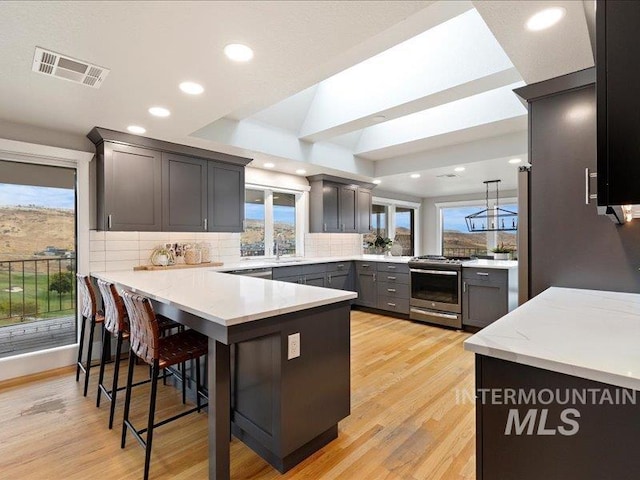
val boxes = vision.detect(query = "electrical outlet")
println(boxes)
[288,333,300,360]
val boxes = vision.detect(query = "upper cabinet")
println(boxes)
[307,175,375,234]
[597,0,640,209]
[89,127,251,232]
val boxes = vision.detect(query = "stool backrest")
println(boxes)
[97,279,127,336]
[76,274,97,318]
[121,290,159,365]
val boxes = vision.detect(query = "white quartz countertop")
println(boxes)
[461,259,518,269]
[93,269,357,327]
[216,255,516,271]
[464,287,640,390]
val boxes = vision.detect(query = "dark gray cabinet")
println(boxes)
[597,0,640,208]
[326,262,354,292]
[339,185,358,233]
[462,268,516,329]
[354,262,377,307]
[97,142,162,231]
[308,176,375,233]
[88,127,251,232]
[273,264,327,287]
[162,153,207,232]
[208,163,245,232]
[357,189,372,233]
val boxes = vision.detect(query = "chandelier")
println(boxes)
[465,180,518,232]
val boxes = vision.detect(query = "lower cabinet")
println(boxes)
[353,262,377,307]
[462,268,517,329]
[272,264,327,287]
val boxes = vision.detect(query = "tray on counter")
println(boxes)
[134,262,223,271]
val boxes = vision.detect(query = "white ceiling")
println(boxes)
[0,0,595,198]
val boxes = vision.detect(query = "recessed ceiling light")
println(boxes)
[148,106,170,117]
[526,7,566,31]
[127,125,146,134]
[264,162,275,169]
[179,81,204,95]
[410,173,421,179]
[509,158,522,164]
[295,169,307,175]
[373,179,382,184]
[372,115,386,123]
[454,167,466,172]
[224,43,254,62]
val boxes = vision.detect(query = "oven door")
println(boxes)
[410,268,461,313]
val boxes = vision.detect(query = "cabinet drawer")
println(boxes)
[377,296,409,314]
[377,282,409,299]
[376,262,409,274]
[462,268,507,285]
[377,272,409,284]
[272,265,303,279]
[302,263,327,275]
[326,262,353,273]
[355,261,376,273]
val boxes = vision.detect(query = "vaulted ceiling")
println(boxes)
[0,1,595,197]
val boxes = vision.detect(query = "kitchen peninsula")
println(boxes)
[93,268,357,480]
[465,287,640,479]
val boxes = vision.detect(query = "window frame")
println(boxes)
[242,184,304,258]
[371,196,420,257]
[436,197,518,256]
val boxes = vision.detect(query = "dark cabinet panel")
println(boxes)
[376,282,409,300]
[308,178,373,234]
[272,266,303,280]
[597,0,640,206]
[354,265,376,308]
[462,271,508,329]
[162,153,207,232]
[357,189,372,233]
[208,163,245,232]
[303,273,326,288]
[376,296,409,314]
[339,186,358,233]
[100,143,162,231]
[327,271,352,292]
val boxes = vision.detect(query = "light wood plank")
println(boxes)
[0,311,475,479]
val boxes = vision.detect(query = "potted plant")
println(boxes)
[491,243,513,260]
[150,246,175,266]
[366,235,393,255]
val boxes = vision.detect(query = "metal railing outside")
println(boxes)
[0,257,76,324]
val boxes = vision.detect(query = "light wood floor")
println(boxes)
[0,311,475,480]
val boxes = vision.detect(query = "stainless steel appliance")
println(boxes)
[408,255,466,329]
[225,267,273,279]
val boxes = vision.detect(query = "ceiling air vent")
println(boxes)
[436,174,458,178]
[32,47,110,88]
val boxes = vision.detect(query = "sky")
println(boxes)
[246,203,295,223]
[0,183,75,209]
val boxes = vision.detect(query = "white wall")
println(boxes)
[421,189,517,254]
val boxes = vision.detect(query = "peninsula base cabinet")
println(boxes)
[463,268,517,329]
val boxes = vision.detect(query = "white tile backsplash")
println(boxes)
[90,230,361,271]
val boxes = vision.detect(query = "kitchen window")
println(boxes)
[366,198,419,256]
[363,203,388,246]
[395,206,415,256]
[439,201,518,257]
[241,187,301,257]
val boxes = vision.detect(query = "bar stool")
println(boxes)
[95,279,185,429]
[76,274,105,397]
[120,290,208,480]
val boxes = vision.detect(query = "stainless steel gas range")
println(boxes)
[408,255,468,329]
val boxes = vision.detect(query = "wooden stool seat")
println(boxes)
[76,274,105,397]
[156,330,207,369]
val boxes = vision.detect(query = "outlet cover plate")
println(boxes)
[288,333,300,360]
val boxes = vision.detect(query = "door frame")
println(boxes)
[0,138,93,382]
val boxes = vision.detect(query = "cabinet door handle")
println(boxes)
[337,264,344,268]
[463,281,467,293]
[341,223,345,231]
[387,302,396,307]
[476,272,489,276]
[108,214,112,230]
[387,288,396,293]
[361,264,370,268]
[328,274,332,284]
[203,218,207,231]
[585,168,598,205]
[387,276,396,280]
[387,265,396,269]
[373,273,376,282]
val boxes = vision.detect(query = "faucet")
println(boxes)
[274,233,285,260]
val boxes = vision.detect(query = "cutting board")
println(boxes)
[134,262,223,271]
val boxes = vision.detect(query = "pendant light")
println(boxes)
[465,180,518,232]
